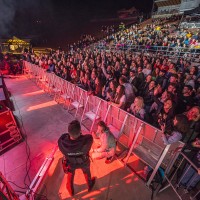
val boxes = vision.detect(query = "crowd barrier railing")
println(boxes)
[50,75,63,100]
[68,85,88,118]
[57,80,76,109]
[180,22,200,29]
[53,77,66,101]
[81,94,102,132]
[94,43,200,59]
[158,151,200,200]
[23,61,185,189]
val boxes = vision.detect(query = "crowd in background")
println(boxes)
[101,25,116,35]
[66,34,96,51]
[97,15,200,50]
[0,54,23,75]
[182,15,200,23]
[25,46,200,138]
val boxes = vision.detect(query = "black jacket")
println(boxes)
[58,133,93,167]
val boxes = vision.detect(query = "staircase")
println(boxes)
[139,18,152,28]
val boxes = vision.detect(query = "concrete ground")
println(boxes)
[0,75,179,200]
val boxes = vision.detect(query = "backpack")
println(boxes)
[146,166,164,184]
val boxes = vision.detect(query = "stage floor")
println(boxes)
[0,75,179,200]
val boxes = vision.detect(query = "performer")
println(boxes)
[58,120,95,196]
[92,121,116,164]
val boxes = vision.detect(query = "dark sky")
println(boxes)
[0,0,153,47]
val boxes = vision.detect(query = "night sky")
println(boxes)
[0,0,153,48]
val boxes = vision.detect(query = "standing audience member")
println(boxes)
[179,139,200,193]
[156,99,175,133]
[184,106,200,143]
[119,76,135,109]
[111,85,126,109]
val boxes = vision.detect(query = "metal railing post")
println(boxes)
[123,123,144,165]
[146,144,170,187]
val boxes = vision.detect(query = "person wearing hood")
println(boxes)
[58,120,95,196]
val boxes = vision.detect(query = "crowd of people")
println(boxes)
[67,34,96,52]
[96,15,200,51]
[25,46,200,140]
[182,15,200,23]
[24,16,200,193]
[0,54,23,75]
[101,25,115,35]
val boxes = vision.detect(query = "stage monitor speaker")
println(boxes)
[0,108,22,154]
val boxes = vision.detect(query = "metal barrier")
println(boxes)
[38,71,54,93]
[158,151,200,200]
[50,75,63,100]
[26,146,58,199]
[124,119,184,187]
[59,81,76,109]
[68,85,88,118]
[180,22,200,29]
[104,104,128,140]
[152,13,181,18]
[53,77,66,101]
[81,95,102,132]
[102,102,185,187]
[94,43,200,59]
[23,62,33,79]
[23,61,185,189]
[34,66,43,84]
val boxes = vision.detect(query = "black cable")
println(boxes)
[7,181,27,190]
[10,84,48,200]
[11,94,31,188]
[8,176,49,199]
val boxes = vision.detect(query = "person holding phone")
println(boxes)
[178,139,200,194]
[161,114,189,145]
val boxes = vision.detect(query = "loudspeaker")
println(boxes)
[0,109,22,154]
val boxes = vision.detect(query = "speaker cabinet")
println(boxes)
[0,109,22,154]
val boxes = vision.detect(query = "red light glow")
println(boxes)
[27,101,57,111]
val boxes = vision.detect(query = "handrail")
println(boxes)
[158,150,200,200]
[95,43,200,52]
[180,151,199,171]
[94,43,200,59]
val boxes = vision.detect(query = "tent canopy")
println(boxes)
[5,36,30,45]
[0,36,31,54]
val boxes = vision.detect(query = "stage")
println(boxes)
[0,75,179,200]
